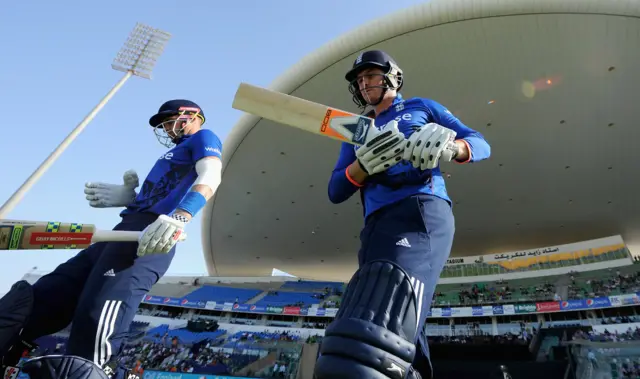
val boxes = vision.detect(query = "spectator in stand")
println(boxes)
[573,326,640,342]
[428,332,531,346]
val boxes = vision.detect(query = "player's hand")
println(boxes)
[137,214,187,257]
[355,120,406,175]
[402,123,458,170]
[84,170,139,208]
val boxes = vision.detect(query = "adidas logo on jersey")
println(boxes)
[396,238,411,248]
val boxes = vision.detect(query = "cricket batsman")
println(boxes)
[314,50,491,379]
[0,100,223,379]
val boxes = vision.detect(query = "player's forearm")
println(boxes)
[453,140,470,162]
[192,184,214,199]
[173,158,222,221]
[347,160,369,183]
[174,185,215,221]
[455,136,491,163]
[328,163,365,204]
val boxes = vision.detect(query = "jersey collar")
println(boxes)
[174,132,195,145]
[377,93,404,117]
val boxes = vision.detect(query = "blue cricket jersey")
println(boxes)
[328,93,491,219]
[121,129,223,216]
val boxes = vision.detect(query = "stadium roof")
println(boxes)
[202,0,640,282]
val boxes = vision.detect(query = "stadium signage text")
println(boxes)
[267,306,284,314]
[536,302,561,312]
[143,371,257,379]
[443,235,625,266]
[143,293,636,319]
[514,304,536,313]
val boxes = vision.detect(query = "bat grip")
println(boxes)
[92,230,188,243]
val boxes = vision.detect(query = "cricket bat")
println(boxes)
[0,219,186,251]
[232,83,375,146]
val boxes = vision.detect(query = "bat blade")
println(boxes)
[0,219,98,250]
[232,83,375,146]
[0,219,187,251]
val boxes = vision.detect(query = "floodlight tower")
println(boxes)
[0,23,171,219]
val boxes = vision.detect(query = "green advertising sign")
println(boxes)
[515,303,536,313]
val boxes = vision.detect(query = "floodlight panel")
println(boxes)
[111,23,171,79]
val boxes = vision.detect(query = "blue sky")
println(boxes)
[0,0,424,293]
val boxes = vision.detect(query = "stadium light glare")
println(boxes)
[0,23,171,219]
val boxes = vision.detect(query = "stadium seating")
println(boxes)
[143,324,226,344]
[279,280,344,292]
[568,267,640,298]
[228,331,301,342]
[136,258,640,309]
[433,277,556,306]
[183,285,262,303]
[255,291,322,307]
[130,321,150,331]
[147,283,197,298]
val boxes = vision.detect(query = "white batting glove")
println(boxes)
[85,169,139,208]
[355,120,406,175]
[402,123,458,170]
[137,214,187,257]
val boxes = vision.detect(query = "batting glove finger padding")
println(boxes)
[356,120,406,175]
[403,123,457,170]
[137,214,186,257]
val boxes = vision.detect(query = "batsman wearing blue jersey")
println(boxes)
[314,51,491,379]
[0,100,223,379]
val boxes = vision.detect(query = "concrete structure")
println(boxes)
[202,0,640,281]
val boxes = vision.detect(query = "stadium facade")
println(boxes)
[201,0,640,280]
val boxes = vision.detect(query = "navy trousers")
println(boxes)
[358,194,455,377]
[21,213,175,368]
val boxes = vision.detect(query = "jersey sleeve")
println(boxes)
[328,142,362,204]
[190,129,223,162]
[422,99,491,164]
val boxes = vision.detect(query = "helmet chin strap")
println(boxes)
[362,86,389,107]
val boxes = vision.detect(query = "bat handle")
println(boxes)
[92,230,188,243]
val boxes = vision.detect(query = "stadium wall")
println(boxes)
[156,276,292,285]
[143,371,256,379]
[438,258,630,284]
[134,315,325,338]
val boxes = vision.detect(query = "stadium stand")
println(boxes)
[17,242,640,378]
[433,277,556,306]
[144,324,227,344]
[440,245,629,278]
[147,283,198,298]
[255,291,323,307]
[183,285,263,304]
[568,267,640,298]
[279,280,344,292]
